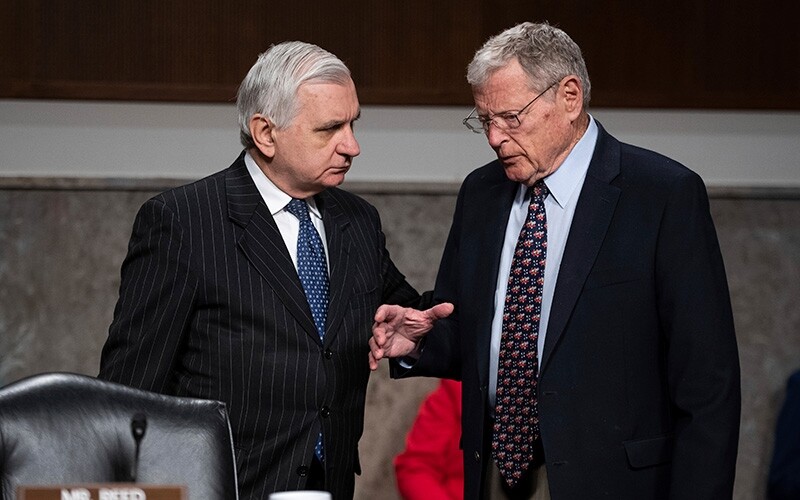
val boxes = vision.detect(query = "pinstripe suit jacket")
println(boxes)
[99,152,421,499]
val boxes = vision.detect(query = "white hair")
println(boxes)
[236,41,352,148]
[467,22,591,108]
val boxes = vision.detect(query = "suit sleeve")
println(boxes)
[98,197,198,394]
[656,171,741,499]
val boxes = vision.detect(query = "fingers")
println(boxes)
[373,304,388,323]
[368,336,382,357]
[426,302,454,320]
[368,350,379,371]
[370,302,452,370]
[374,304,399,323]
[368,337,384,371]
[371,321,387,348]
[375,302,453,325]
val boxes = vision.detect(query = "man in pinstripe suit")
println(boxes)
[99,41,440,499]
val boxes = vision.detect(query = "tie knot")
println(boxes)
[531,181,549,200]
[286,198,311,222]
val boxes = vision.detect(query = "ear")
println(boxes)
[249,114,276,158]
[559,75,584,120]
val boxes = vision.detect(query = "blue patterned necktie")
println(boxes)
[286,198,329,340]
[492,181,548,487]
[286,198,329,463]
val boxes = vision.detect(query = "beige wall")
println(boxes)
[1,180,799,499]
[3,101,800,188]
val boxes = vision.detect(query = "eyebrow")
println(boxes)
[316,110,361,130]
[476,106,521,119]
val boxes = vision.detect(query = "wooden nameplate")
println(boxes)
[18,484,185,500]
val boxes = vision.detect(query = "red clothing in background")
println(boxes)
[395,379,464,500]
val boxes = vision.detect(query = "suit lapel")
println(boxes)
[474,167,519,388]
[540,124,621,373]
[316,191,354,346]
[226,155,320,341]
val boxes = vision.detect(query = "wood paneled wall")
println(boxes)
[1,0,798,109]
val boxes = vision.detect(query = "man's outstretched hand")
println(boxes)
[368,302,454,370]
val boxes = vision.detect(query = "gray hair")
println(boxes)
[236,41,352,148]
[466,22,591,108]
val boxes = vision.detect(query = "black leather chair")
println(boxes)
[0,372,238,499]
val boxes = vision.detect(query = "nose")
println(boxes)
[339,126,360,158]
[486,121,507,148]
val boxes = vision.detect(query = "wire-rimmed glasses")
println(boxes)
[462,82,558,134]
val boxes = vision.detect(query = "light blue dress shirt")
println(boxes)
[488,116,599,407]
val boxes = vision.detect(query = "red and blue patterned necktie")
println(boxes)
[492,181,548,486]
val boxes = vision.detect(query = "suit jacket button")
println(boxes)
[320,406,331,418]
[297,465,309,477]
[324,349,333,359]
[474,451,480,462]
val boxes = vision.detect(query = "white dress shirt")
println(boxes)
[244,151,330,271]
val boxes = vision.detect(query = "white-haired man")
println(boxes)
[100,41,439,499]
[370,22,740,500]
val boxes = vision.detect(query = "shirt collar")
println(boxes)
[244,151,322,219]
[541,115,598,208]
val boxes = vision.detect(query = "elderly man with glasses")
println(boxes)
[370,21,740,500]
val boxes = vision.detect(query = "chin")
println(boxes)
[502,165,532,184]
[324,173,348,188]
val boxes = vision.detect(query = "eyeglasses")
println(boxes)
[462,82,558,134]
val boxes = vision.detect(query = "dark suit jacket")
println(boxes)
[393,122,741,500]
[100,152,421,499]
[768,369,800,500]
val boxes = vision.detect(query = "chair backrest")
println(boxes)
[0,372,238,499]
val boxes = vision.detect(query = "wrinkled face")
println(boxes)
[269,79,361,197]
[473,59,575,186]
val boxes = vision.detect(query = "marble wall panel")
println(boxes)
[0,188,154,384]
[1,183,798,500]
[711,198,800,500]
